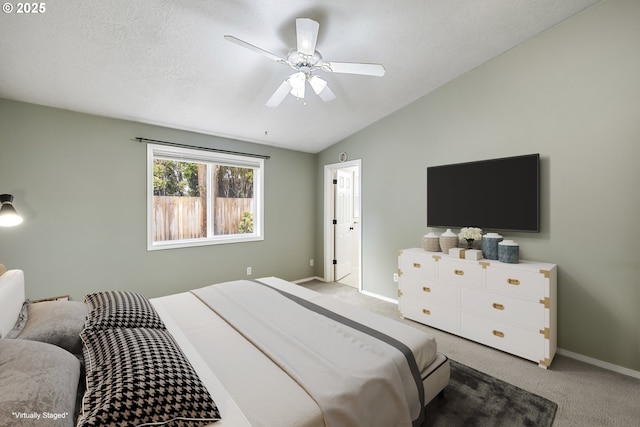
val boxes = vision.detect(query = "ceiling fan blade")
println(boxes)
[296,18,319,56]
[224,35,284,63]
[265,80,292,108]
[323,61,386,77]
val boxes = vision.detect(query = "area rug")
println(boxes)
[422,359,558,427]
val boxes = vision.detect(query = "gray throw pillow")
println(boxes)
[16,301,88,355]
[0,339,81,427]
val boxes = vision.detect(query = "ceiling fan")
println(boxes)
[224,18,386,107]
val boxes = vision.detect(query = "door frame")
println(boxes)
[323,159,362,290]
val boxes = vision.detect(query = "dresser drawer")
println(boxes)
[486,266,547,299]
[460,288,545,330]
[399,252,438,279]
[438,258,484,287]
[400,298,459,334]
[460,313,546,362]
[399,276,459,307]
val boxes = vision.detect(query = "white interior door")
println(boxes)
[334,169,353,281]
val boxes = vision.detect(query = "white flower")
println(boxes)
[459,227,483,241]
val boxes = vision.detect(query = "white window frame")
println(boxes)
[147,144,264,250]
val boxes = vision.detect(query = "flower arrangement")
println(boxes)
[459,227,483,248]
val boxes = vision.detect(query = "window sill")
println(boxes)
[148,235,264,251]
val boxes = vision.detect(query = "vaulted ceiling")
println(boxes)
[0,0,600,153]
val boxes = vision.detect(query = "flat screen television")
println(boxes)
[427,154,540,232]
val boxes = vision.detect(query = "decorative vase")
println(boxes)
[465,239,475,249]
[498,240,519,264]
[482,233,503,260]
[439,229,459,254]
[422,232,441,252]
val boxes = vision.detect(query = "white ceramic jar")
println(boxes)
[422,232,441,252]
[439,229,459,254]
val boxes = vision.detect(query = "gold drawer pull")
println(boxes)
[422,286,431,293]
[413,262,421,268]
[507,278,520,285]
[492,303,505,310]
[422,308,431,315]
[492,330,505,338]
[454,269,464,276]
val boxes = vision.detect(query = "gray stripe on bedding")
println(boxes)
[192,280,422,427]
[254,279,426,427]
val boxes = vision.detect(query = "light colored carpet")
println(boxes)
[300,280,640,427]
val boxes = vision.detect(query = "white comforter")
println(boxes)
[192,279,424,427]
[151,277,438,427]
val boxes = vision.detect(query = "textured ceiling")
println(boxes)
[0,0,599,153]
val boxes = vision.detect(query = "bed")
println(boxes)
[0,268,450,427]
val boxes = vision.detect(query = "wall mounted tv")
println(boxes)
[427,153,540,232]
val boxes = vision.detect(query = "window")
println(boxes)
[147,144,264,250]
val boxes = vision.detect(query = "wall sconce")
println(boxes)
[0,194,23,227]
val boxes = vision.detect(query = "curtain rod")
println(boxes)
[135,137,270,160]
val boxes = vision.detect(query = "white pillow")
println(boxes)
[0,269,25,338]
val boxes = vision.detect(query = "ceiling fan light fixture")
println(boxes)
[290,86,305,99]
[288,72,306,99]
[309,75,327,95]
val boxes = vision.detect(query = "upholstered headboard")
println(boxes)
[0,269,25,338]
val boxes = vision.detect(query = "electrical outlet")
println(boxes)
[393,273,399,282]
[310,259,314,267]
[246,267,252,276]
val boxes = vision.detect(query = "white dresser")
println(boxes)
[398,247,557,368]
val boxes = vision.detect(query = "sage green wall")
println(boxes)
[316,0,640,371]
[0,99,317,300]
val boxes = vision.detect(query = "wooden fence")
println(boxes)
[213,197,253,235]
[153,196,253,241]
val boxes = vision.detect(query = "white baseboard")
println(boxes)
[360,289,398,304]
[292,276,325,284]
[556,348,640,379]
